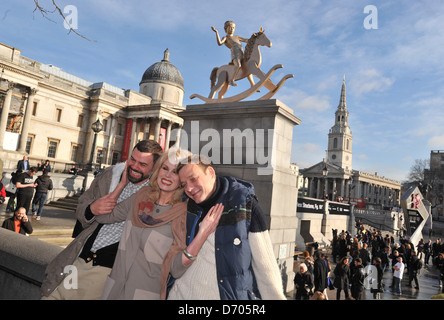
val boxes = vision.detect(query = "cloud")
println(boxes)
[428,135,444,149]
[291,142,325,168]
[279,88,331,112]
[349,69,394,96]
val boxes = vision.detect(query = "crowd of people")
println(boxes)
[293,220,444,300]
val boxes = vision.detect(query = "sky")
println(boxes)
[1,0,443,182]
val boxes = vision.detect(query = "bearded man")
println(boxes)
[41,140,163,299]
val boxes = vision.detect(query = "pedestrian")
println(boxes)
[167,153,286,300]
[294,263,313,300]
[424,239,432,265]
[312,251,328,296]
[17,155,29,171]
[407,250,421,289]
[304,255,314,276]
[416,239,424,260]
[333,256,351,300]
[15,167,38,213]
[331,233,339,263]
[350,257,365,300]
[31,170,53,220]
[393,256,404,295]
[6,169,22,212]
[40,140,163,299]
[359,242,370,267]
[0,178,6,206]
[435,253,444,292]
[432,239,441,262]
[338,233,347,259]
[39,159,52,173]
[370,257,384,299]
[1,207,33,235]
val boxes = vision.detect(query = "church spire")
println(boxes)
[339,74,346,109]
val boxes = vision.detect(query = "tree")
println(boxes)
[33,0,96,41]
[407,159,429,185]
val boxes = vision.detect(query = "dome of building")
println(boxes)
[140,49,184,90]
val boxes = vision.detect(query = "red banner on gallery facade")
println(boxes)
[121,119,133,161]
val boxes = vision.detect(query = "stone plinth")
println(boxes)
[178,99,301,293]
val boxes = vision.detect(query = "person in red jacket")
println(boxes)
[0,180,6,204]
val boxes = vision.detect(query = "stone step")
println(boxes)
[45,202,77,211]
[31,228,74,236]
[46,194,81,211]
[29,228,74,248]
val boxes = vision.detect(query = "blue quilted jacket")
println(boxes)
[186,176,262,300]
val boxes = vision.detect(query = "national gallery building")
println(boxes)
[0,42,184,172]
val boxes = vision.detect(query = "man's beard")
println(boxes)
[127,166,149,184]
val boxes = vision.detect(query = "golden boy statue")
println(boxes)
[211,21,248,87]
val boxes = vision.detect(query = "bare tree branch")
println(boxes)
[33,0,97,42]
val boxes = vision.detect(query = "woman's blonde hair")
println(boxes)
[146,148,189,205]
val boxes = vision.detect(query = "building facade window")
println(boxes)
[96,148,106,166]
[71,144,80,162]
[32,101,38,116]
[112,152,119,165]
[56,108,62,122]
[47,139,59,158]
[77,114,84,128]
[26,135,34,154]
[117,123,123,136]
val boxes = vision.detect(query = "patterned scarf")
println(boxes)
[131,186,188,300]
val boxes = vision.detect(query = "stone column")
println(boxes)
[0,82,14,150]
[340,178,345,198]
[168,123,183,149]
[332,178,337,201]
[309,177,314,198]
[153,117,162,143]
[129,117,138,151]
[165,120,173,151]
[316,178,321,199]
[83,110,98,164]
[18,88,38,153]
[144,117,151,140]
[106,114,117,164]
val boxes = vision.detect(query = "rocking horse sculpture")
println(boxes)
[190,25,294,104]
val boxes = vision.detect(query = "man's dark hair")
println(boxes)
[29,167,38,173]
[133,140,163,163]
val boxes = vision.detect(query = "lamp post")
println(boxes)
[322,160,329,199]
[87,119,103,171]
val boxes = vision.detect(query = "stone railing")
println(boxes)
[1,169,95,203]
[0,228,62,299]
